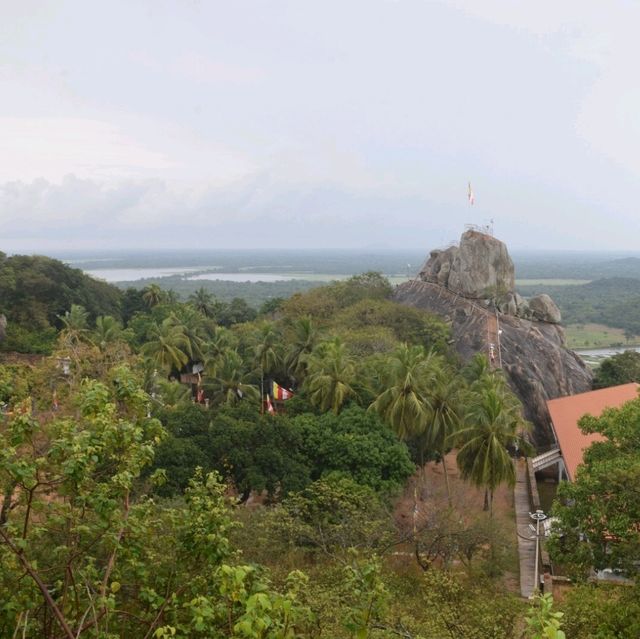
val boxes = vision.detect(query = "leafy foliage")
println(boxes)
[525,594,566,639]
[558,583,640,638]
[593,350,640,388]
[549,396,640,578]
[0,254,122,353]
[518,277,640,336]
[151,404,414,499]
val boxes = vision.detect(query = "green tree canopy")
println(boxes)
[549,396,640,579]
[305,337,357,414]
[593,350,640,388]
[456,376,530,515]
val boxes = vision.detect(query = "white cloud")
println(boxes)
[0,118,172,182]
[0,116,256,187]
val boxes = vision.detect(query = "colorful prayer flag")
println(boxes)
[271,380,294,401]
[266,395,275,414]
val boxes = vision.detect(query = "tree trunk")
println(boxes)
[441,456,451,505]
[483,488,489,511]
[419,446,427,499]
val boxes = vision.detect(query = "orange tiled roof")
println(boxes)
[546,383,640,481]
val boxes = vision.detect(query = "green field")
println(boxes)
[515,278,591,286]
[253,273,411,285]
[564,323,638,349]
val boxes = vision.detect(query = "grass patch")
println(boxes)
[565,323,638,349]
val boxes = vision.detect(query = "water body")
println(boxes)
[86,267,335,283]
[575,346,640,358]
[575,345,640,368]
[87,267,205,282]
[188,273,320,283]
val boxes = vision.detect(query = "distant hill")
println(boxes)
[0,252,122,353]
[517,277,640,335]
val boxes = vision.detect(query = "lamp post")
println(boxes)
[530,509,547,593]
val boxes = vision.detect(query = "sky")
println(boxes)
[2,0,640,252]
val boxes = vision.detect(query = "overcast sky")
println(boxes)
[2,1,640,252]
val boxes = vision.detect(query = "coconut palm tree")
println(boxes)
[57,304,91,347]
[169,308,206,362]
[254,322,282,376]
[424,367,464,503]
[141,317,190,374]
[462,352,493,385]
[142,284,165,308]
[285,315,320,382]
[189,287,216,319]
[253,321,282,402]
[165,290,179,305]
[369,344,440,442]
[92,315,124,352]
[204,326,235,374]
[207,349,259,406]
[305,337,356,414]
[156,378,192,409]
[455,382,530,516]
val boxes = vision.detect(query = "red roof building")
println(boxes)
[546,383,640,481]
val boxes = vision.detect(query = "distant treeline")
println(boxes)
[53,248,640,280]
[114,275,327,308]
[517,277,640,336]
[56,248,424,276]
[513,255,640,280]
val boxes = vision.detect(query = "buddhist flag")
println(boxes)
[271,380,294,401]
[468,182,475,206]
[266,395,275,414]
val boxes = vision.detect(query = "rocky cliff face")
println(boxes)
[396,232,593,447]
[420,230,515,300]
[418,229,562,325]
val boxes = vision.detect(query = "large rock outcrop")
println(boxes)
[528,294,561,324]
[420,230,515,301]
[395,232,592,447]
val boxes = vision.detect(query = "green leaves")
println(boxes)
[549,396,640,578]
[342,555,388,639]
[305,337,357,414]
[369,343,441,441]
[525,594,566,639]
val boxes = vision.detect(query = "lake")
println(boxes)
[86,267,205,282]
[85,268,338,283]
[188,273,326,283]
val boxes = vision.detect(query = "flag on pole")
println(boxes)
[271,381,294,401]
[468,182,475,206]
[266,395,275,414]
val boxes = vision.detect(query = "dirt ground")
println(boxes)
[393,450,520,592]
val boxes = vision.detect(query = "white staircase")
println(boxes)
[531,447,562,472]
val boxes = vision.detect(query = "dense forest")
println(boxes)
[114,275,327,310]
[1,254,639,637]
[517,277,640,337]
[513,255,640,280]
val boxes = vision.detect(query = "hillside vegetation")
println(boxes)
[1,252,638,637]
[517,277,640,337]
[0,252,122,353]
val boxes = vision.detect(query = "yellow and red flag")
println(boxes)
[271,381,294,401]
